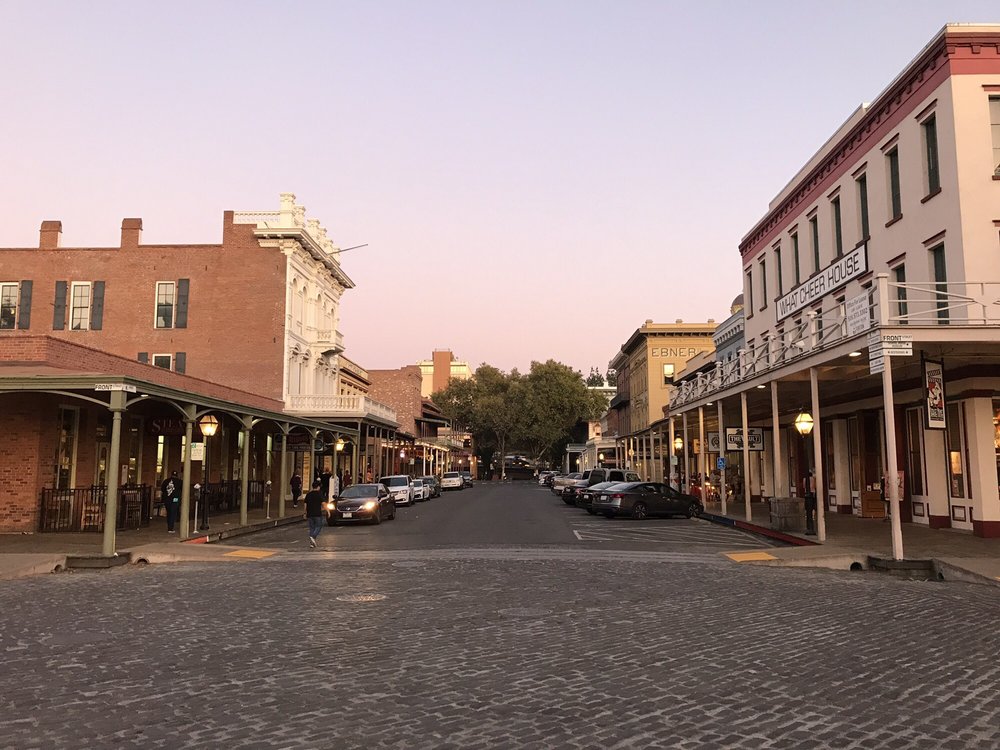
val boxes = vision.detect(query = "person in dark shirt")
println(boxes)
[290,472,303,509]
[304,480,326,548]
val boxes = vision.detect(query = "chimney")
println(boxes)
[39,220,62,249]
[121,218,143,247]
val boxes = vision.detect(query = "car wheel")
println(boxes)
[603,512,615,519]
[686,502,701,519]
[371,509,382,525]
[631,502,648,520]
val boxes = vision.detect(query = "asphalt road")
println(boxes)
[2,482,1000,749]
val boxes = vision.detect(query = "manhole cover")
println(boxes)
[498,607,551,618]
[392,561,426,568]
[336,593,387,602]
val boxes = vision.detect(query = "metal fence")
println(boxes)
[190,480,266,517]
[39,485,152,532]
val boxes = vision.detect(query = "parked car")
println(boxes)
[575,481,626,514]
[551,472,583,495]
[378,475,414,506]
[420,475,441,498]
[537,470,557,485]
[543,472,560,487]
[560,469,640,504]
[328,483,395,525]
[591,481,704,520]
[441,471,464,491]
[460,471,474,488]
[412,478,430,501]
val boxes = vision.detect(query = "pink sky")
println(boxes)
[2,1,996,375]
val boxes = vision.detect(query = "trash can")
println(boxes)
[769,497,806,532]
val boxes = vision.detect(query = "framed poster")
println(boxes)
[923,357,946,430]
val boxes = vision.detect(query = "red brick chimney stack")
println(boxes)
[39,220,62,249]
[120,218,143,247]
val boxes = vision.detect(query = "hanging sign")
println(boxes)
[923,358,946,430]
[190,442,205,462]
[707,432,721,452]
[725,427,765,451]
[845,293,873,336]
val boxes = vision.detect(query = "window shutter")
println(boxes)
[90,281,105,330]
[175,278,190,328]
[138,352,149,364]
[17,280,32,329]
[174,352,186,374]
[53,281,67,330]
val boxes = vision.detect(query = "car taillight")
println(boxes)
[611,493,624,499]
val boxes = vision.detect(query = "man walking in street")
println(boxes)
[305,479,325,548]
[290,472,302,509]
[161,471,182,533]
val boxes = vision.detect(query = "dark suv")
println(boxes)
[561,468,641,505]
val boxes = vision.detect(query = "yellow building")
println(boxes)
[608,319,716,480]
[418,349,473,398]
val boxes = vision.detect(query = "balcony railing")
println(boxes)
[670,274,1000,410]
[286,394,397,423]
[312,329,345,351]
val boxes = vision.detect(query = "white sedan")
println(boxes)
[441,471,464,490]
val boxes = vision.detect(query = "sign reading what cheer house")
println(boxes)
[775,243,869,322]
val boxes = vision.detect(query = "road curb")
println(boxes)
[701,512,819,547]
[181,515,303,545]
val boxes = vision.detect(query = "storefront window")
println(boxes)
[56,407,79,490]
[126,416,143,485]
[905,408,925,496]
[994,400,1000,487]
[847,417,860,492]
[946,402,966,498]
[823,421,835,490]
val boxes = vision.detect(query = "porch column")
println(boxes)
[698,406,706,494]
[965,397,1000,537]
[810,367,826,543]
[668,418,676,489]
[239,418,251,526]
[717,399,727,515]
[179,408,195,538]
[741,391,751,521]
[681,413,689,493]
[770,381,784,497]
[278,426,289,519]
[880,357,903,558]
[101,390,127,557]
[309,428,318,497]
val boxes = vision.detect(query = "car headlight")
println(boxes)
[363,500,377,510]
[326,501,336,510]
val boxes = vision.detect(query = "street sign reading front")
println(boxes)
[94,383,137,393]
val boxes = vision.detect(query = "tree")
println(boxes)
[585,367,605,387]
[605,368,618,388]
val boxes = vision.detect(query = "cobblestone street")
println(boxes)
[3,485,1000,748]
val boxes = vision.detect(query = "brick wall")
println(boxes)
[0,213,287,401]
[0,395,53,531]
[368,366,423,436]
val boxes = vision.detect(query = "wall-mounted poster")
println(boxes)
[924,357,946,430]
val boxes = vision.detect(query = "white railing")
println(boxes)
[312,329,345,350]
[232,211,283,227]
[670,273,1000,410]
[286,394,397,422]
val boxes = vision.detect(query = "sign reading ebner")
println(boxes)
[776,244,868,322]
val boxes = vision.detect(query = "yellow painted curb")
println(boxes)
[223,549,278,559]
[725,551,777,562]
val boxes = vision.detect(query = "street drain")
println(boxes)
[498,607,551,618]
[336,593,387,602]
[392,561,426,568]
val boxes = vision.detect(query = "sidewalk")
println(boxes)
[705,500,1000,585]
[0,502,304,580]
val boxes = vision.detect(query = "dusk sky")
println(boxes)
[2,1,997,376]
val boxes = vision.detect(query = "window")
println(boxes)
[922,115,940,194]
[70,282,91,331]
[0,282,17,329]
[930,244,948,323]
[823,421,835,491]
[773,245,783,296]
[990,96,1000,176]
[809,216,820,273]
[155,282,176,328]
[905,408,925,496]
[946,402,966,498]
[152,354,173,369]
[847,417,860,492]
[791,232,801,285]
[759,258,767,310]
[856,173,870,240]
[892,264,908,323]
[662,363,675,385]
[745,269,754,316]
[886,147,902,221]
[831,196,843,257]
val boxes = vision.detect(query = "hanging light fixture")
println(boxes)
[673,436,683,451]
[198,414,219,437]
[794,409,814,436]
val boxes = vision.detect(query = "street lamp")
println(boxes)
[794,408,816,535]
[794,410,814,436]
[598,452,604,468]
[198,414,219,531]
[673,436,683,451]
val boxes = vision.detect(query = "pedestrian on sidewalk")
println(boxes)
[161,471,182,533]
[305,479,325,548]
[803,470,817,536]
[290,472,302,509]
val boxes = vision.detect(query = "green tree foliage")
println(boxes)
[585,367,605,387]
[432,360,608,476]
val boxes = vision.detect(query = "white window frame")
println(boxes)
[69,281,92,331]
[151,353,173,370]
[0,281,19,329]
[154,281,176,329]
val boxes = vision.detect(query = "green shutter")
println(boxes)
[175,352,186,373]
[53,281,67,330]
[175,278,189,328]
[17,280,32,329]
[90,281,105,330]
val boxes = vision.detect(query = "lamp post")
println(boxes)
[598,452,604,469]
[794,409,816,535]
[198,414,219,531]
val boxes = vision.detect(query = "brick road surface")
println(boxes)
[2,549,1000,749]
